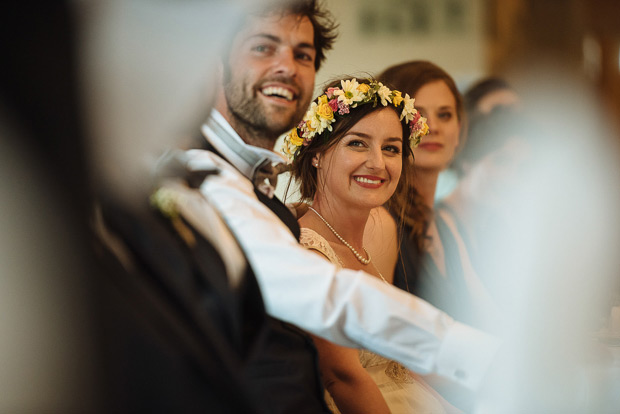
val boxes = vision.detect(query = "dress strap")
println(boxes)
[299,228,344,268]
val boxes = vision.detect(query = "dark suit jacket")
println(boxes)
[94,184,266,413]
[247,189,329,414]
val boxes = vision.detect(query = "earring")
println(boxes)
[313,160,319,167]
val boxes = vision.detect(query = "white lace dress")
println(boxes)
[300,228,448,414]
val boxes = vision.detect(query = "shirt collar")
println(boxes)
[200,109,286,180]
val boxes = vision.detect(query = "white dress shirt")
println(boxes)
[184,110,501,391]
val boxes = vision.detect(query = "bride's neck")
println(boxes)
[310,199,370,247]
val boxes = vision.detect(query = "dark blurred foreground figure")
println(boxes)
[1,2,102,411]
[1,0,277,412]
[81,0,280,411]
[93,161,268,413]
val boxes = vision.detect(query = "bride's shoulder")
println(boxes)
[366,206,398,241]
[299,228,342,268]
[300,227,329,250]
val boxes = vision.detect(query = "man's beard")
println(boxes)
[223,71,306,147]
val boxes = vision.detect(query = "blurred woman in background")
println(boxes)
[378,61,498,331]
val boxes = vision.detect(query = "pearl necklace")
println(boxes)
[308,206,371,265]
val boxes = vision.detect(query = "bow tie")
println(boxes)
[252,160,290,198]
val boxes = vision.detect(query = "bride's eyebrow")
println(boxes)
[345,131,370,138]
[344,132,402,143]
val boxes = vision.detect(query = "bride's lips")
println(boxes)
[353,175,386,188]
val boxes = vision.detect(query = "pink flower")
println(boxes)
[328,98,339,112]
[326,87,338,99]
[338,101,350,115]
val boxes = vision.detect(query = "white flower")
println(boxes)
[401,93,416,123]
[317,114,335,132]
[304,102,321,131]
[334,78,364,106]
[377,83,392,106]
[282,141,295,159]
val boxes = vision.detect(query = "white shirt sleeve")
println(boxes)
[185,149,501,391]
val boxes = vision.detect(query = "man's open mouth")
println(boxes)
[261,86,295,101]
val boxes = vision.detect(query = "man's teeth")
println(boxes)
[262,86,294,101]
[355,177,382,184]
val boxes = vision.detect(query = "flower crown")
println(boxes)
[282,78,429,161]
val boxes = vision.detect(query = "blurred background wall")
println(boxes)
[313,0,620,125]
[316,0,487,89]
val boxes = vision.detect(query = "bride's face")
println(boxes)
[313,108,403,211]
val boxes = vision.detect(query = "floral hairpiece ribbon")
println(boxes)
[282,78,429,161]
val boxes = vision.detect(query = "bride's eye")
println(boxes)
[383,145,401,155]
[347,139,366,148]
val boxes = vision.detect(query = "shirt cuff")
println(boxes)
[434,321,502,391]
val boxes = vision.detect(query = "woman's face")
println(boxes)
[314,108,403,211]
[413,80,461,172]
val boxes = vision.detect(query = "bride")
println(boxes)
[283,77,457,414]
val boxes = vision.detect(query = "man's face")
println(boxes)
[221,13,316,144]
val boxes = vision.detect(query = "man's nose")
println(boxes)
[273,48,297,77]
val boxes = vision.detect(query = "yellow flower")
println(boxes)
[150,188,179,218]
[392,91,403,106]
[357,83,370,94]
[289,129,303,146]
[306,120,315,131]
[316,101,334,121]
[318,95,328,105]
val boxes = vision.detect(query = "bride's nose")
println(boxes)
[365,147,385,170]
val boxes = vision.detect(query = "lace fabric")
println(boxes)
[299,228,344,268]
